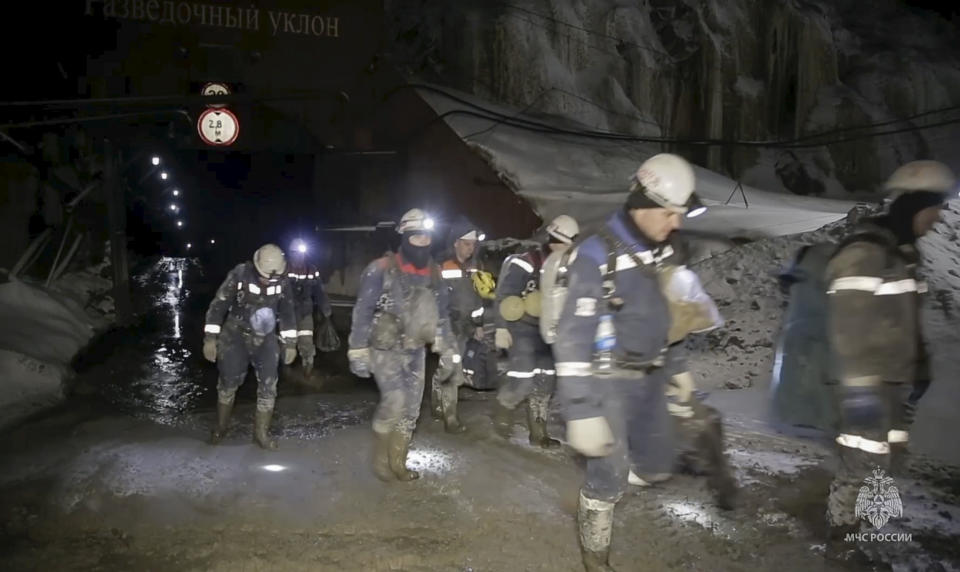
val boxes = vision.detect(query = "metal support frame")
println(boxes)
[724,181,749,208]
[105,142,132,324]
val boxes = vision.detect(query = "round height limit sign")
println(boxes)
[197,108,240,146]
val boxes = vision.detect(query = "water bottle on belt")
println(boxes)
[594,314,616,374]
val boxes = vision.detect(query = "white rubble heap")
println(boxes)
[0,250,115,429]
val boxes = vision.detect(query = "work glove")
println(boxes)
[566,416,616,457]
[202,335,218,363]
[436,351,461,382]
[283,345,297,366]
[348,347,372,378]
[297,336,316,361]
[495,328,513,350]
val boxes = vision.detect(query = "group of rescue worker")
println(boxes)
[199,152,955,571]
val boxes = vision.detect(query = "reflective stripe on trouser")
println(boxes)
[497,328,555,409]
[371,347,426,435]
[584,369,675,502]
[216,325,280,411]
[827,382,911,526]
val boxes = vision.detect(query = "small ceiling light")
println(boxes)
[160,172,169,180]
[172,189,180,197]
[151,156,161,165]
[177,220,183,228]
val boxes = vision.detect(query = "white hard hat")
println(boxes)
[546,214,579,244]
[632,154,704,217]
[884,160,956,195]
[397,208,435,233]
[253,243,286,278]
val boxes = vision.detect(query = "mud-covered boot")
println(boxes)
[696,403,738,510]
[825,522,876,566]
[430,377,444,421]
[209,398,234,445]
[578,492,616,572]
[889,441,910,476]
[527,405,561,448]
[493,401,514,439]
[387,431,420,481]
[253,408,279,450]
[441,383,467,434]
[372,430,394,482]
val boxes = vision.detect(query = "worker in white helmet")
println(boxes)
[492,214,579,448]
[553,154,710,571]
[202,243,298,450]
[347,208,460,481]
[824,160,955,561]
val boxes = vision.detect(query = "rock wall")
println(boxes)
[384,0,960,197]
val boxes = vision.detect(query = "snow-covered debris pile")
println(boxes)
[683,219,852,390]
[0,253,115,429]
[48,254,116,329]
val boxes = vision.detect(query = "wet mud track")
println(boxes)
[1,259,958,571]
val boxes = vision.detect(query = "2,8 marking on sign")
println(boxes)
[197,108,240,146]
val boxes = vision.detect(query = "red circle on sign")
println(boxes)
[197,108,240,146]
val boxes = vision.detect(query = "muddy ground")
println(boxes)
[0,259,957,572]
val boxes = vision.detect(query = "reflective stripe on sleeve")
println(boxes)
[441,269,464,279]
[297,330,313,337]
[509,257,535,273]
[204,324,222,334]
[471,307,485,319]
[506,370,537,378]
[280,329,297,339]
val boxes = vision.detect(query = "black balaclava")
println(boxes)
[885,190,946,245]
[400,232,431,268]
[542,235,564,256]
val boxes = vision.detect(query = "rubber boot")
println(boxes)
[695,402,738,510]
[430,376,444,421]
[209,398,234,444]
[253,408,279,450]
[441,383,467,434]
[493,400,514,439]
[388,431,420,481]
[578,492,616,572]
[889,441,909,476]
[372,430,394,482]
[527,404,561,448]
